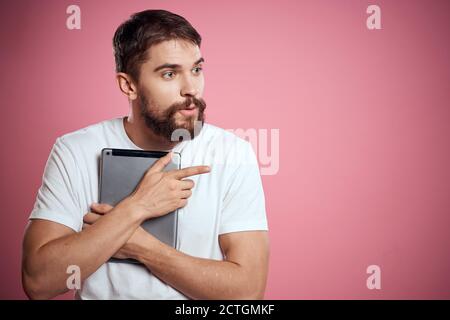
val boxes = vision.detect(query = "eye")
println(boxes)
[162,71,175,79]
[192,66,203,75]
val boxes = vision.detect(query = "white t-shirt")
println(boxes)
[29,117,268,299]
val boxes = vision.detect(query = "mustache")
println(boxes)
[170,97,207,113]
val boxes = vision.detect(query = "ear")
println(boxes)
[116,72,138,100]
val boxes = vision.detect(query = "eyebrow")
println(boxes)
[153,57,205,73]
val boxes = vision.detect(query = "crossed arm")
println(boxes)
[121,226,269,300]
[22,201,270,300]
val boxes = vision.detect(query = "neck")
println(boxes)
[123,107,179,151]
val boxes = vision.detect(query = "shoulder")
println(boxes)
[198,123,255,165]
[55,118,119,151]
[201,123,251,150]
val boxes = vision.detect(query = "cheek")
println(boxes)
[147,80,180,108]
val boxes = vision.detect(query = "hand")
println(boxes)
[82,203,111,230]
[83,203,152,260]
[128,152,210,221]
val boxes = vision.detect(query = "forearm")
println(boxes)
[23,200,142,299]
[131,236,261,300]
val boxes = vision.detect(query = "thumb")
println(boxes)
[146,152,173,175]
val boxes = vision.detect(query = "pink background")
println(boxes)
[1,0,449,299]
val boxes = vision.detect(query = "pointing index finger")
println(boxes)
[169,165,211,180]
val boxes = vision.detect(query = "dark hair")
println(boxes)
[113,9,202,83]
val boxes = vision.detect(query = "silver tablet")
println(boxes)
[99,148,180,264]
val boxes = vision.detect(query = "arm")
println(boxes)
[22,200,142,300]
[23,152,210,300]
[106,142,269,299]
[124,229,270,300]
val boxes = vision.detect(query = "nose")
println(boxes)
[180,76,198,98]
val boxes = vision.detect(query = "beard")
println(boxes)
[138,93,207,142]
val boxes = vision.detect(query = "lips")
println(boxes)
[183,104,196,110]
[179,106,198,117]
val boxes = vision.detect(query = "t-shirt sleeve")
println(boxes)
[29,137,83,232]
[219,141,269,235]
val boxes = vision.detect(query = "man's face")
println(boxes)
[136,39,206,141]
